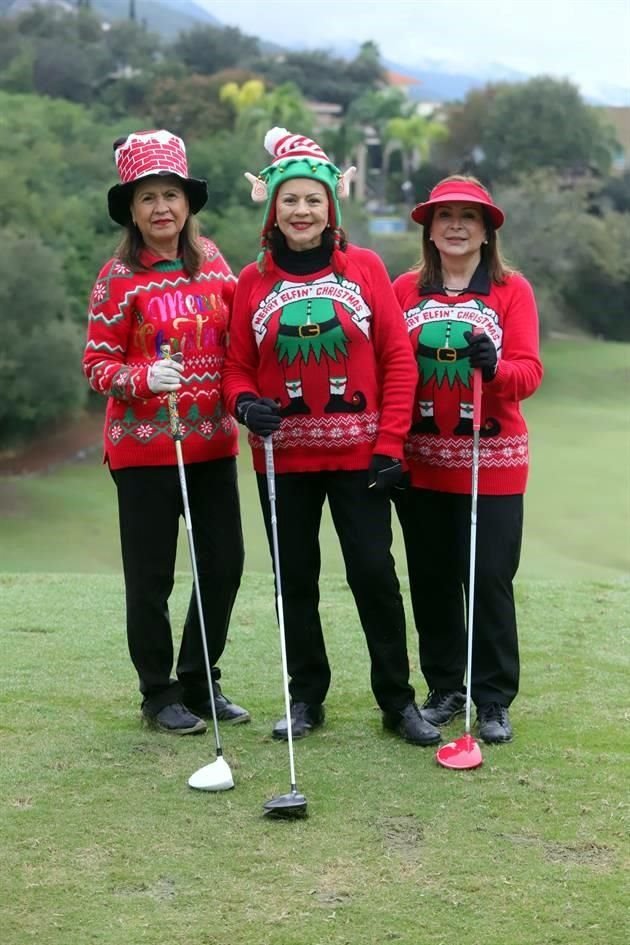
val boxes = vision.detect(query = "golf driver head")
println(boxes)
[436,732,483,770]
[188,756,235,792]
[263,790,308,819]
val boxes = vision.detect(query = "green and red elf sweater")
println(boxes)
[393,265,543,495]
[223,244,416,475]
[82,239,238,470]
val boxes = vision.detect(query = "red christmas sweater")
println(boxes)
[223,245,416,475]
[393,268,543,495]
[82,239,238,470]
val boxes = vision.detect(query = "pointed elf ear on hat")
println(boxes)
[244,171,268,202]
[337,166,357,199]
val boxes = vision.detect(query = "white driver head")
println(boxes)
[188,757,234,792]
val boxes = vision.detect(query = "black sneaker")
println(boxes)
[187,683,250,724]
[477,703,513,743]
[142,702,207,735]
[420,689,466,726]
[272,702,324,740]
[382,703,441,746]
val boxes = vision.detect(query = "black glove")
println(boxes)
[368,454,406,493]
[464,330,497,381]
[235,393,281,437]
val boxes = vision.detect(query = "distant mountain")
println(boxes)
[6,0,625,106]
[382,57,532,103]
[2,0,222,37]
[90,0,221,37]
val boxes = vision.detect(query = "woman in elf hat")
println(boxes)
[223,128,440,747]
[83,130,249,734]
[393,174,543,744]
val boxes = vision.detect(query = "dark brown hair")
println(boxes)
[413,174,514,288]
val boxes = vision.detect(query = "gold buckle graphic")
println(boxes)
[436,346,456,362]
[298,323,320,338]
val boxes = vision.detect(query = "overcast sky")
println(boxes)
[198,0,630,102]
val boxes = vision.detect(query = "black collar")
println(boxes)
[273,238,332,276]
[420,260,491,297]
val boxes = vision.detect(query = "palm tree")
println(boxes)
[385,113,448,181]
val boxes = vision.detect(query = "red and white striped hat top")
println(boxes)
[265,127,331,165]
[114,129,189,185]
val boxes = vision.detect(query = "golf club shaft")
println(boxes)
[174,437,224,755]
[264,437,299,793]
[159,347,224,758]
[465,366,482,735]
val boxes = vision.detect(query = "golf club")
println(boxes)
[436,360,483,771]
[162,344,234,792]
[262,436,308,819]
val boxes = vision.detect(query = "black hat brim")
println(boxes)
[107,174,208,225]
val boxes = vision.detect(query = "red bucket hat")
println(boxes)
[411,179,505,229]
[107,129,208,226]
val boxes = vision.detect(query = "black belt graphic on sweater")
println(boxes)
[278,316,339,338]
[417,343,472,363]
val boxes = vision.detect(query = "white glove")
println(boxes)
[147,357,184,393]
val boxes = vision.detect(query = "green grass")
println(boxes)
[1,337,628,579]
[1,573,628,945]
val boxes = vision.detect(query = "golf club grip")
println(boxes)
[472,368,482,431]
[158,343,182,440]
[470,325,482,431]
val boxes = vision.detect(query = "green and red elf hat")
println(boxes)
[244,126,356,273]
[107,129,208,226]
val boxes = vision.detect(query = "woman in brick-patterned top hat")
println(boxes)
[393,175,543,744]
[83,129,249,734]
[223,127,441,748]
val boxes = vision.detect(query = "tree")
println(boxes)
[0,231,86,444]
[562,211,630,341]
[479,77,619,182]
[254,45,384,111]
[384,113,448,180]
[172,25,258,76]
[493,171,595,336]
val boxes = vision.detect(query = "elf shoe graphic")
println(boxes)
[323,391,367,413]
[411,416,440,434]
[453,416,501,437]
[277,396,311,417]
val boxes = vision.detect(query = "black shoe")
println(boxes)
[187,683,250,724]
[420,689,466,726]
[142,702,207,735]
[477,703,513,743]
[382,702,441,746]
[272,702,324,740]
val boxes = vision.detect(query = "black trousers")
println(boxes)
[395,489,523,707]
[256,468,415,713]
[111,458,244,713]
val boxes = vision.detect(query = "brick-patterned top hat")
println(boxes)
[107,129,208,225]
[244,126,356,272]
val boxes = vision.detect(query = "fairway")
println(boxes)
[1,573,628,945]
[1,336,629,944]
[0,338,628,580]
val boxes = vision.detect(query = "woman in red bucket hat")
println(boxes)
[82,130,249,735]
[393,174,543,745]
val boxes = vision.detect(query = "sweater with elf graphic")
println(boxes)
[82,239,238,470]
[223,244,416,475]
[392,266,543,495]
